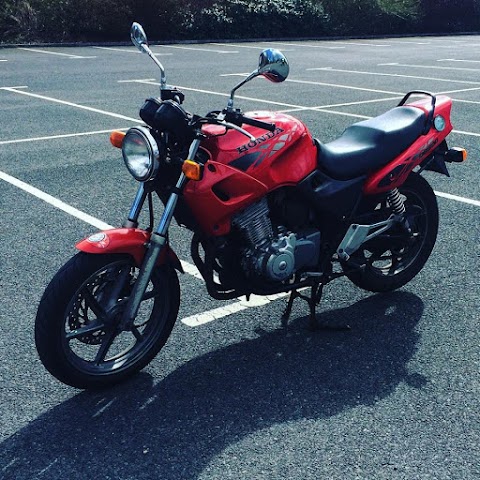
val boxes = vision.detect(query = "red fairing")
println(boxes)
[76,228,183,270]
[184,111,317,236]
[364,96,453,195]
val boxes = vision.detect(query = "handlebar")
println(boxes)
[221,109,276,132]
[240,115,276,132]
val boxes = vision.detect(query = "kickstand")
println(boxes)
[281,282,350,331]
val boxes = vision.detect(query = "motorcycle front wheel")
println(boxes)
[343,173,439,293]
[35,252,180,389]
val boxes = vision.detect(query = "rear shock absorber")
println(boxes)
[387,188,412,234]
[387,188,405,215]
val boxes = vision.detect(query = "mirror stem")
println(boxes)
[141,44,167,90]
[227,70,259,110]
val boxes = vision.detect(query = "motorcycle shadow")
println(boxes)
[1,291,426,479]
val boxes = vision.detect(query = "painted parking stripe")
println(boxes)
[1,87,139,122]
[333,41,391,47]
[0,128,128,145]
[182,292,289,327]
[437,58,480,64]
[267,41,345,50]
[0,170,113,231]
[125,78,480,135]
[308,66,480,86]
[381,62,480,73]
[153,45,238,54]
[211,42,295,51]
[1,165,479,330]
[0,85,28,90]
[93,46,173,56]
[0,168,203,280]
[17,47,96,59]
[435,191,480,207]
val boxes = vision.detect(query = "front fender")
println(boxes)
[76,228,184,272]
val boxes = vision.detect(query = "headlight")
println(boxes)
[122,126,160,181]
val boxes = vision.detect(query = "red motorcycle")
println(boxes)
[35,23,466,389]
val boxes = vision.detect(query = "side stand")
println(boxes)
[281,282,350,331]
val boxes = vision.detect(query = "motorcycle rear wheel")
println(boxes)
[35,252,180,389]
[343,173,438,293]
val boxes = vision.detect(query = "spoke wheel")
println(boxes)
[342,173,439,292]
[35,253,180,389]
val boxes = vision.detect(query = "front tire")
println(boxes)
[343,173,439,292]
[35,253,180,389]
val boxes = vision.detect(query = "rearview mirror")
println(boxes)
[258,49,289,83]
[131,22,148,52]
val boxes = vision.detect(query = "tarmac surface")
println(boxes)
[0,34,479,479]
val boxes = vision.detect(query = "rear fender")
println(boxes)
[76,228,184,272]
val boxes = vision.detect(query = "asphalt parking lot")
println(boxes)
[0,33,479,479]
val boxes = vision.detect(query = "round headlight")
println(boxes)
[122,126,159,181]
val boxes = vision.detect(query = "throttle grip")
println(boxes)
[241,115,276,132]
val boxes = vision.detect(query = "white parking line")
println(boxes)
[333,41,391,47]
[1,157,479,330]
[0,128,128,146]
[266,41,345,50]
[437,58,480,63]
[308,66,480,86]
[211,42,295,52]
[18,47,96,59]
[0,170,113,230]
[222,72,405,96]
[1,87,139,122]
[435,191,480,207]
[438,86,480,94]
[0,85,28,90]
[153,45,238,54]
[182,292,288,327]
[386,40,431,45]
[124,78,480,134]
[280,95,403,113]
[0,168,204,281]
[381,62,480,73]
[93,46,173,56]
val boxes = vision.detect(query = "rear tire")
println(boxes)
[343,173,438,293]
[35,252,180,389]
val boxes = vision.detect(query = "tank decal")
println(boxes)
[229,151,263,171]
[235,127,285,154]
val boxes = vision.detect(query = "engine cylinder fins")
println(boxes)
[232,198,273,247]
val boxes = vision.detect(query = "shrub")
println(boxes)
[0,0,478,44]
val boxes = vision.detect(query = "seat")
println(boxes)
[317,106,426,180]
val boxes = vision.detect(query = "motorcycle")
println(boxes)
[35,23,466,389]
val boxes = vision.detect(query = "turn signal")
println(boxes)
[110,130,126,148]
[445,147,467,163]
[182,160,203,181]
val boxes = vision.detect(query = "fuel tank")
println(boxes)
[183,111,317,236]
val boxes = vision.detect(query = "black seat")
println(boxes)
[316,106,426,180]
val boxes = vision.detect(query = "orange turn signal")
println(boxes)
[445,147,467,163]
[110,130,126,148]
[182,160,203,181]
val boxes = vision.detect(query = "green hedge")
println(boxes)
[0,0,479,43]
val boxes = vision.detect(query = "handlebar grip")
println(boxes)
[241,115,276,132]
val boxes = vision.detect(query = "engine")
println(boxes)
[232,198,321,282]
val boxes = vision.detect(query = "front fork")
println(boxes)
[121,138,201,328]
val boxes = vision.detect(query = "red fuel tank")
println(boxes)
[183,111,317,236]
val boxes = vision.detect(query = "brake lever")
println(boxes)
[217,121,256,141]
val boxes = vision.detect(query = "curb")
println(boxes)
[1,31,479,49]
